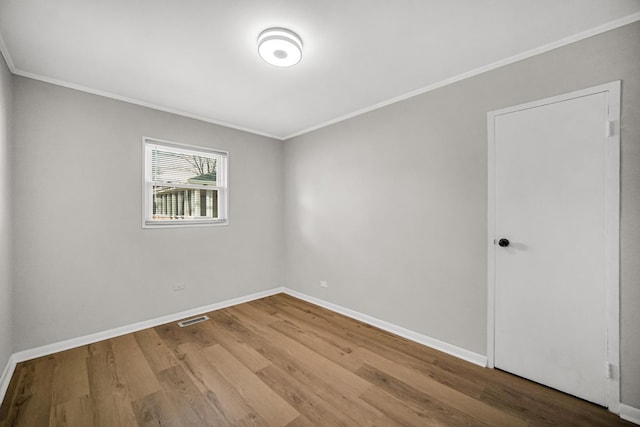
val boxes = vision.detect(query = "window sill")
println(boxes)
[142,219,229,229]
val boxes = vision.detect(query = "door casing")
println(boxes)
[486,81,621,412]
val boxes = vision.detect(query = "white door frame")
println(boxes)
[487,81,621,412]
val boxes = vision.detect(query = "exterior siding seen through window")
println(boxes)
[143,137,228,228]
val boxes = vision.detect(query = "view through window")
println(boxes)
[143,138,228,227]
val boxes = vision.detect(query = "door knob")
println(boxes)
[498,238,510,247]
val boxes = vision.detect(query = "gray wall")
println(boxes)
[0,50,13,373]
[5,19,639,409]
[12,78,284,352]
[284,22,640,406]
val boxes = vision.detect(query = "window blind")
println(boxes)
[143,138,229,227]
[151,147,219,186]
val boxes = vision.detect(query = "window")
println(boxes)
[143,137,228,228]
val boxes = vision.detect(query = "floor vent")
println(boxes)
[177,315,209,327]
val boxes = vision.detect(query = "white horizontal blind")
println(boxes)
[143,138,228,227]
[151,146,218,186]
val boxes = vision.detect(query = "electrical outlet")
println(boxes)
[173,283,186,291]
[320,281,328,288]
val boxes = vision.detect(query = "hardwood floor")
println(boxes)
[0,293,631,426]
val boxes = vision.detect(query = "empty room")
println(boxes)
[0,1,639,426]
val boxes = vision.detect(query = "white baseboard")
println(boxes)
[283,288,488,367]
[4,285,634,424]
[0,287,281,404]
[0,353,17,406]
[12,287,284,365]
[621,404,640,425]
[1,285,486,405]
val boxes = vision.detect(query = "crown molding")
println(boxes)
[10,66,284,140]
[2,12,639,141]
[283,12,640,140]
[0,31,15,72]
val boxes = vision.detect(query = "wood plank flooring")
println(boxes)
[0,293,631,426]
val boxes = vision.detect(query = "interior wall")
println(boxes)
[12,77,284,352]
[0,51,13,371]
[284,22,640,407]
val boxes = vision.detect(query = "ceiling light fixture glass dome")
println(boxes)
[257,28,303,67]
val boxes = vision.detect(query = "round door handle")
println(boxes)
[498,238,510,247]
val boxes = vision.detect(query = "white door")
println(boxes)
[488,83,620,407]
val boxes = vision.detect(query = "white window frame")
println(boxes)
[142,137,229,228]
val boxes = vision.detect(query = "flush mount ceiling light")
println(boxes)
[257,27,303,67]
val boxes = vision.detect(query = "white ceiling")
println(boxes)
[1,1,639,139]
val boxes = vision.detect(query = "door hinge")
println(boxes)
[606,120,615,137]
[605,362,615,379]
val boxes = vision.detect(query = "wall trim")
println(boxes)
[620,404,640,425]
[0,31,15,72]
[2,285,488,406]
[11,69,283,140]
[0,30,278,140]
[283,12,640,140]
[11,287,284,366]
[0,354,17,406]
[283,288,487,367]
[1,287,282,404]
[2,285,634,423]
[1,13,638,141]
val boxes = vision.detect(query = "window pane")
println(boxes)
[152,186,218,220]
[143,138,227,227]
[152,148,217,186]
